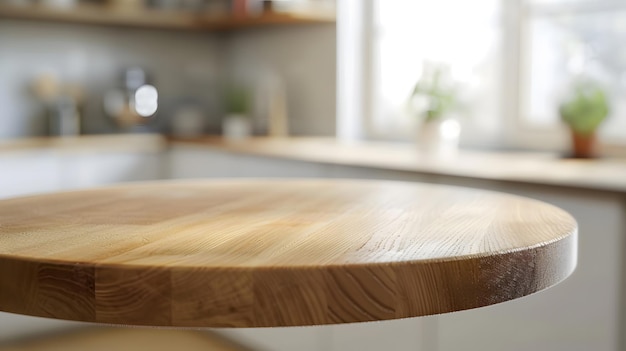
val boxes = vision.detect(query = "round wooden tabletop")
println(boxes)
[0,179,577,328]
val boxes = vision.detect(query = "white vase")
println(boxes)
[222,114,252,141]
[417,118,461,156]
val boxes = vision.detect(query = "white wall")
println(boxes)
[0,20,225,138]
[0,20,337,139]
[224,26,337,136]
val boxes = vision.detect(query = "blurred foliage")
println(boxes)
[559,80,609,136]
[224,87,250,115]
[409,63,459,123]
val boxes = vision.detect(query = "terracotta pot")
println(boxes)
[570,130,596,158]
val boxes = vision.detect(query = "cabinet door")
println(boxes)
[220,319,432,351]
[58,152,163,190]
[329,318,434,351]
[168,146,325,179]
[227,154,325,178]
[168,146,236,179]
[0,150,60,199]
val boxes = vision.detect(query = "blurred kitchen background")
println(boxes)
[2,0,626,152]
[0,0,335,138]
[1,0,626,351]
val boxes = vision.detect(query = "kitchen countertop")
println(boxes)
[0,134,166,154]
[2,134,626,194]
[172,136,626,194]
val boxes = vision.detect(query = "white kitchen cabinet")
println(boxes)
[325,163,440,183]
[328,318,436,351]
[168,146,235,179]
[58,151,163,190]
[227,153,326,178]
[222,318,433,351]
[0,148,163,199]
[168,145,326,179]
[0,150,60,199]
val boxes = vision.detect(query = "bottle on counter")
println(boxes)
[32,74,83,137]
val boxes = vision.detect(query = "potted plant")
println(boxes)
[222,87,252,141]
[408,63,461,155]
[559,80,610,158]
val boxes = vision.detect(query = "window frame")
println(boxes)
[337,0,626,154]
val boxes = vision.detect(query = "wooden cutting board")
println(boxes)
[0,179,577,327]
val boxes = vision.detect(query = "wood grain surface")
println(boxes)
[0,179,577,327]
[0,327,251,351]
[0,4,335,32]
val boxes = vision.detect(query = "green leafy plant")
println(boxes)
[224,87,250,116]
[559,81,609,136]
[409,64,458,123]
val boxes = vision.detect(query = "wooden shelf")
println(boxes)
[203,11,336,30]
[0,4,335,31]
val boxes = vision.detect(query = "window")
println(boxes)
[521,0,626,143]
[370,0,502,145]
[338,0,626,149]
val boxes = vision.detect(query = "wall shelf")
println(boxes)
[0,4,335,31]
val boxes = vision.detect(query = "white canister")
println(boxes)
[222,114,252,141]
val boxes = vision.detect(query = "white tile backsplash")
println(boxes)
[0,20,336,138]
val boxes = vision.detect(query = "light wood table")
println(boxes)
[0,179,577,328]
